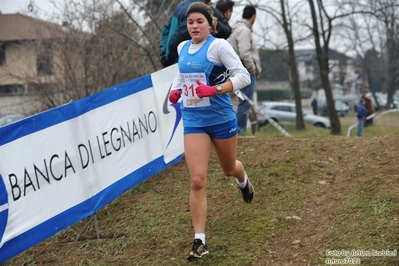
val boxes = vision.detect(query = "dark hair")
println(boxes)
[242,5,256,19]
[216,0,235,14]
[187,7,213,26]
[186,2,217,34]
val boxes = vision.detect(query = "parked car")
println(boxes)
[257,102,330,128]
[317,98,350,117]
[0,114,25,127]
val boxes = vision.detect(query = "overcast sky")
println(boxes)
[1,1,259,45]
[0,0,332,54]
[0,0,54,14]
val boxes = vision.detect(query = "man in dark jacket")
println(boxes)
[357,99,367,137]
[311,97,318,115]
[159,0,231,67]
[216,0,235,21]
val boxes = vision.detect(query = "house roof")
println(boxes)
[0,13,72,41]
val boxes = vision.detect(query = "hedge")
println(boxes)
[257,88,313,101]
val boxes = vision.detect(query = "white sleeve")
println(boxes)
[171,41,190,90]
[208,39,250,91]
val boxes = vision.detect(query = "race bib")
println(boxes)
[181,73,210,108]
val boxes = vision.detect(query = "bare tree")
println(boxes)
[257,0,309,130]
[343,15,385,109]
[39,6,150,110]
[371,0,399,109]
[307,0,345,135]
[341,0,399,110]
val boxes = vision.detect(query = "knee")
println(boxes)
[191,176,206,191]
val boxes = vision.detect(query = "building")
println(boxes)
[294,49,362,96]
[0,13,90,116]
[257,48,362,98]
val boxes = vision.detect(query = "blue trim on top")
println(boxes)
[0,75,152,146]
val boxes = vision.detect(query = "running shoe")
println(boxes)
[187,239,209,260]
[240,178,254,203]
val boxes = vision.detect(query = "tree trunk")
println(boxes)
[308,0,341,135]
[280,0,305,130]
[386,39,399,109]
[289,46,305,130]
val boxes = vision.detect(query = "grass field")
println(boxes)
[3,111,399,265]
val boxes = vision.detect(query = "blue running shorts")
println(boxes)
[184,119,238,139]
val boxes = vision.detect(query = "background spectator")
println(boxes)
[216,0,235,21]
[229,5,261,134]
[357,99,367,136]
[311,97,318,115]
[364,93,374,127]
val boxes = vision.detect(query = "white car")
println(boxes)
[257,102,331,129]
[317,98,350,116]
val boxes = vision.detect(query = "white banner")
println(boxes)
[151,64,184,163]
[0,64,183,262]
